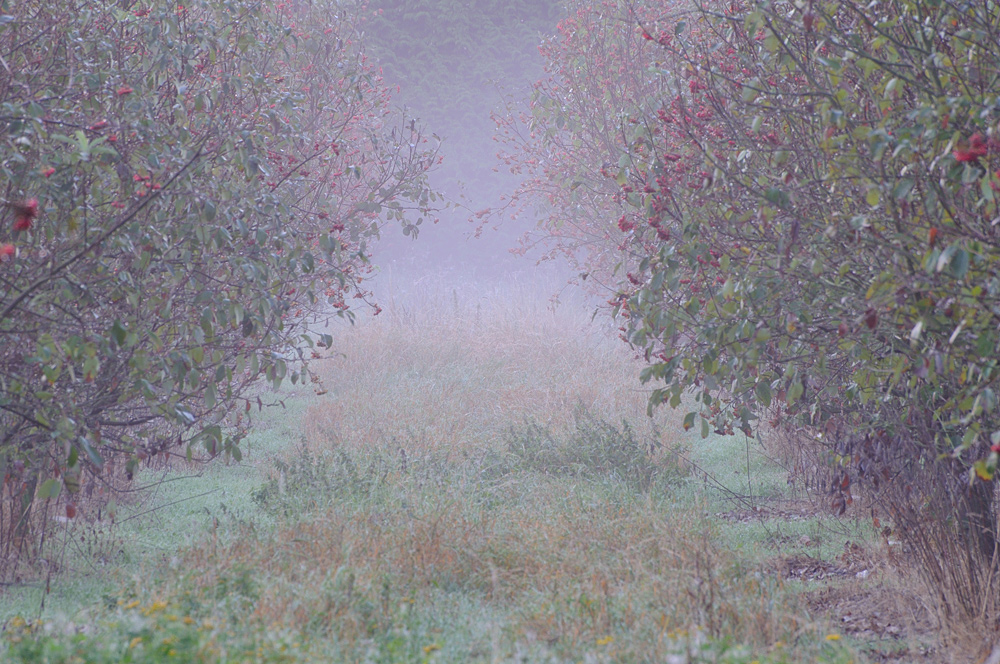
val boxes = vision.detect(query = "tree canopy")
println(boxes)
[0,0,437,558]
[503,0,1000,630]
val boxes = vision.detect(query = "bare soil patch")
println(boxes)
[715,499,827,524]
[806,584,939,661]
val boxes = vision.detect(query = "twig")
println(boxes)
[115,488,220,524]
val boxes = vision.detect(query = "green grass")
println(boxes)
[0,390,308,622]
[0,283,868,663]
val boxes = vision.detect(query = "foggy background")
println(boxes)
[361,0,570,305]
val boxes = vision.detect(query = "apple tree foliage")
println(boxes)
[507,0,1000,557]
[494,0,674,283]
[0,0,438,538]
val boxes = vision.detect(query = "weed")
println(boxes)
[252,443,394,518]
[502,406,681,492]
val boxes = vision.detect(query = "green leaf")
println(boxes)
[973,459,993,481]
[950,248,969,279]
[683,412,696,431]
[37,479,62,499]
[78,436,104,468]
[787,380,804,405]
[111,320,127,347]
[982,388,997,413]
[205,382,216,409]
[764,187,790,209]
[755,381,772,407]
[892,178,914,200]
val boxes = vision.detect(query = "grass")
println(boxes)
[0,279,869,663]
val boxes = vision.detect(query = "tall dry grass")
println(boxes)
[145,277,847,661]
[302,275,681,454]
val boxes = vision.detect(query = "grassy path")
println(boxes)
[0,287,883,662]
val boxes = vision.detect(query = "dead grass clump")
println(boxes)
[888,478,1000,661]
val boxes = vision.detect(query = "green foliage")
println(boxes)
[617,0,1000,476]
[493,0,678,278]
[0,0,438,574]
[252,443,394,517]
[515,0,1000,496]
[501,408,678,492]
[2,600,303,663]
[253,407,679,522]
[514,0,1000,640]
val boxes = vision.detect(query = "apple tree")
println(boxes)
[0,0,438,570]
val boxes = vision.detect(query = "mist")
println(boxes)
[361,0,575,306]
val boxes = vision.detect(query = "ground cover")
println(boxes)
[0,281,922,662]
